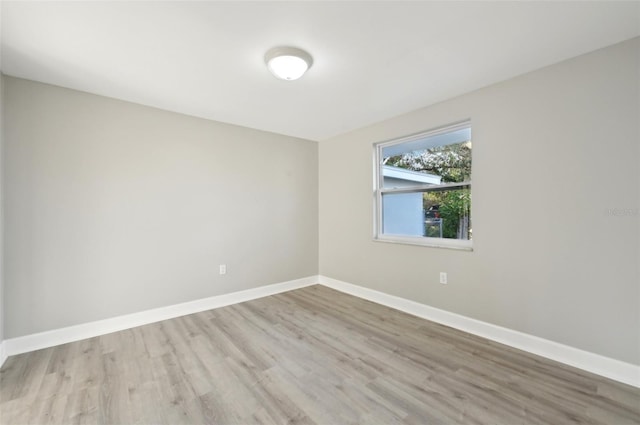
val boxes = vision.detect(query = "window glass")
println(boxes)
[374,121,472,248]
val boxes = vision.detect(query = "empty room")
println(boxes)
[0,1,639,424]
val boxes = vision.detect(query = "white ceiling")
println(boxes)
[1,1,639,141]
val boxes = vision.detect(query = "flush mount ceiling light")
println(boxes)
[265,46,313,81]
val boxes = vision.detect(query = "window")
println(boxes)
[373,121,472,249]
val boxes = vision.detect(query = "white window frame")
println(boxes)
[373,120,473,250]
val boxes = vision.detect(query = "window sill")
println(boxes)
[373,235,473,251]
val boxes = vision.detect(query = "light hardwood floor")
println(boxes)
[1,285,638,424]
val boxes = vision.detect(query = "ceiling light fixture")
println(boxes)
[265,47,313,81]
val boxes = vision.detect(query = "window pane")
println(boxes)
[382,192,425,237]
[423,188,471,240]
[382,188,471,240]
[381,138,471,189]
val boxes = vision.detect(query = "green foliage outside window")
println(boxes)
[434,189,471,239]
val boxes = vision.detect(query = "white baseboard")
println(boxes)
[4,273,638,388]
[318,275,640,388]
[0,341,7,368]
[3,275,319,358]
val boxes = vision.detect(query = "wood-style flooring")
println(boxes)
[1,285,638,424]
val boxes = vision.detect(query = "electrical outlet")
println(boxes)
[439,272,447,284]
[219,264,227,275]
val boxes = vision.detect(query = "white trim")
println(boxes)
[4,275,319,357]
[377,120,472,156]
[318,275,640,388]
[380,180,471,195]
[4,274,638,388]
[0,341,7,368]
[374,234,473,251]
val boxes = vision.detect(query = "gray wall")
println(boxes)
[3,76,318,338]
[319,38,640,365]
